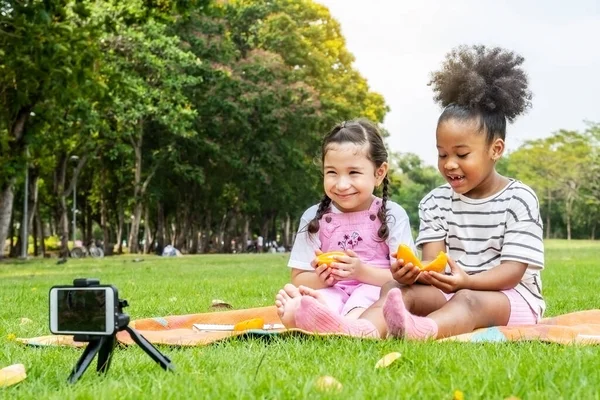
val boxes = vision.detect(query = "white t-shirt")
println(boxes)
[288,200,415,271]
[416,179,545,317]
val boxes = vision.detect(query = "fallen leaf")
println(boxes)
[315,376,342,393]
[453,390,464,400]
[6,334,16,341]
[375,352,401,369]
[209,299,233,310]
[0,364,26,387]
[20,318,33,326]
[31,288,37,291]
[169,297,177,303]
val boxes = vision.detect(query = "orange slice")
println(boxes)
[421,251,448,273]
[396,244,422,268]
[233,318,265,331]
[316,251,346,267]
[396,244,447,272]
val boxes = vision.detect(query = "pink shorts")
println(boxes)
[318,282,381,316]
[440,288,538,326]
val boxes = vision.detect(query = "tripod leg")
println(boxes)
[67,339,104,384]
[124,326,175,372]
[97,335,116,373]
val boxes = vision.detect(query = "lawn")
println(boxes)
[1,240,599,399]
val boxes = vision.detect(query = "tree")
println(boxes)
[507,130,593,239]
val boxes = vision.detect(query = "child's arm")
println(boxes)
[460,261,528,291]
[354,264,393,286]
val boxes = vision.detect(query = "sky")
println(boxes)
[317,0,600,166]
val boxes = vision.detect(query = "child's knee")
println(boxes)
[452,289,480,310]
[380,280,401,296]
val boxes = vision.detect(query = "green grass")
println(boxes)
[1,241,599,399]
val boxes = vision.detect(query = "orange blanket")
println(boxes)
[17,307,600,347]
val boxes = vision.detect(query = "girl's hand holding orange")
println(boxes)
[419,257,470,293]
[311,250,338,286]
[326,249,365,281]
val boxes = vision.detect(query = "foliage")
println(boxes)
[1,0,598,258]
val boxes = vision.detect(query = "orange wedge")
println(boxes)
[396,244,447,273]
[233,318,264,331]
[396,244,423,268]
[315,251,346,267]
[421,251,448,273]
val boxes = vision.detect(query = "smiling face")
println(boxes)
[436,118,505,198]
[323,142,388,212]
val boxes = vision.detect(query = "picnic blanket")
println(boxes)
[17,307,600,347]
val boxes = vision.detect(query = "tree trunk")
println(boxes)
[54,154,70,257]
[565,198,572,241]
[117,205,124,254]
[217,212,229,252]
[261,215,271,251]
[35,205,45,257]
[545,189,551,239]
[27,168,39,255]
[284,213,291,249]
[54,152,87,257]
[100,193,111,255]
[128,120,156,254]
[32,207,39,256]
[190,222,199,254]
[201,214,212,253]
[175,207,189,251]
[0,179,16,259]
[156,202,165,255]
[8,210,15,257]
[85,200,93,245]
[223,211,236,253]
[129,201,143,254]
[242,216,250,253]
[143,205,151,254]
[0,105,33,258]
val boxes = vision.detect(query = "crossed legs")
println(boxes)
[276,281,512,340]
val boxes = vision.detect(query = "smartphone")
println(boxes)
[49,285,118,336]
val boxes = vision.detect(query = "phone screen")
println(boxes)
[50,287,115,335]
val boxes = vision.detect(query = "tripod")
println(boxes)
[67,299,174,384]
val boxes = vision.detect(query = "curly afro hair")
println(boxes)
[429,45,532,140]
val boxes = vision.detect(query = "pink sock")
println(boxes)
[383,288,438,340]
[295,296,379,338]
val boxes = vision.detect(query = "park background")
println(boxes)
[1,0,598,259]
[1,2,600,398]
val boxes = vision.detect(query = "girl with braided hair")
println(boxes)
[275,119,415,328]
[285,45,545,340]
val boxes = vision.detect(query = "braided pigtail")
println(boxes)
[377,176,390,240]
[307,194,332,235]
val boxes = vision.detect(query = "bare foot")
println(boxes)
[275,284,302,328]
[298,285,328,305]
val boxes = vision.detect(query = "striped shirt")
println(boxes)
[416,179,545,318]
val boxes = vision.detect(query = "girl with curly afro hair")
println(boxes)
[286,46,545,341]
